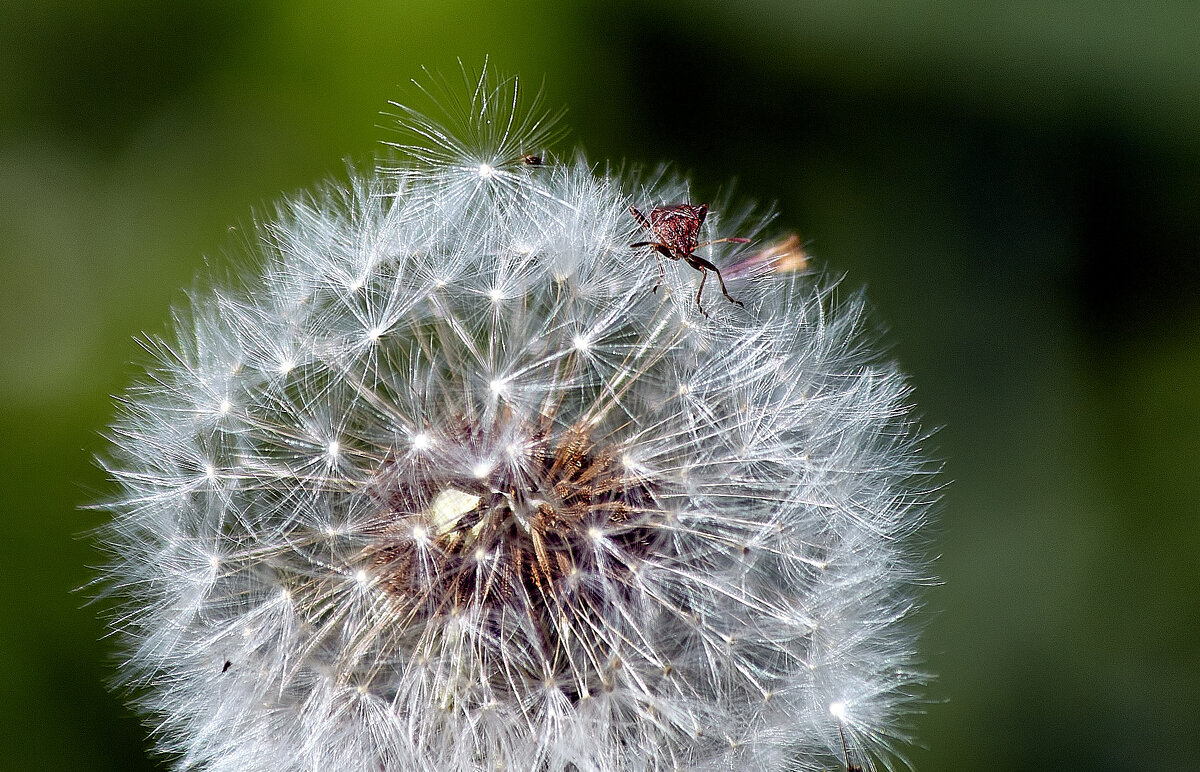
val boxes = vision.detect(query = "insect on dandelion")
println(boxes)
[96,63,937,772]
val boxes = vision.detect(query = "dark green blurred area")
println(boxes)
[3,1,1198,770]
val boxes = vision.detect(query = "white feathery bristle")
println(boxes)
[96,63,937,772]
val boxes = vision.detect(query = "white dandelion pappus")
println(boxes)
[96,65,936,772]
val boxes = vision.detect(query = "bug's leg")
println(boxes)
[651,255,666,293]
[712,266,743,308]
[629,206,651,230]
[632,242,679,260]
[689,254,743,308]
[633,243,675,294]
[694,267,710,317]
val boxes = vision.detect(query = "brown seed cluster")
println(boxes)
[364,418,662,628]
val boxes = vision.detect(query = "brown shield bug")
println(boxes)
[629,203,749,316]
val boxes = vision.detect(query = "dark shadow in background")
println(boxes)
[605,19,1200,352]
[11,0,261,150]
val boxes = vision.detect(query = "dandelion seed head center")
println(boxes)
[829,700,848,719]
[477,163,495,179]
[363,419,664,696]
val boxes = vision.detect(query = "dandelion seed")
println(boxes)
[95,63,936,772]
[428,488,482,529]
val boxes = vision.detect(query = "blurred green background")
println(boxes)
[2,1,1198,770]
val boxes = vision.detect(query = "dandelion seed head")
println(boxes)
[96,63,936,772]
